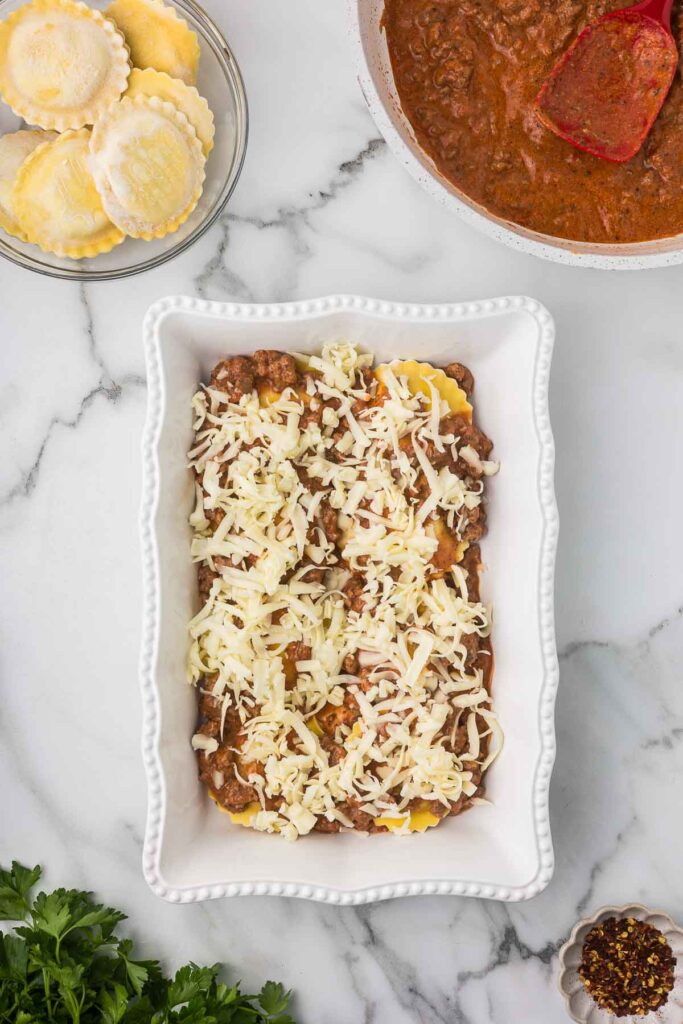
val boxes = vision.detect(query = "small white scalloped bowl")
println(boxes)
[347,0,683,271]
[140,293,559,904]
[559,904,683,1023]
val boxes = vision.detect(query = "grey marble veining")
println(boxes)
[2,2,683,1022]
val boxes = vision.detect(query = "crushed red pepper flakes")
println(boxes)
[578,916,676,1018]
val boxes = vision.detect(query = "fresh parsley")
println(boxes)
[0,862,295,1024]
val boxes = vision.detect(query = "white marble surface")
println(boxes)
[1,1,683,1021]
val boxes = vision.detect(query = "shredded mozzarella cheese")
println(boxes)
[188,343,502,839]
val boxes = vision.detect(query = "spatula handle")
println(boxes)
[632,0,675,31]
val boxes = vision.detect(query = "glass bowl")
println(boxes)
[0,0,248,280]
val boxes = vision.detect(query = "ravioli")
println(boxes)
[375,359,472,419]
[106,0,199,85]
[225,802,260,827]
[90,94,205,239]
[125,67,214,155]
[0,0,130,131]
[374,809,442,832]
[0,129,57,239]
[11,129,124,257]
[216,798,442,833]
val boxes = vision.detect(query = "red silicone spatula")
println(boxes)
[535,0,678,162]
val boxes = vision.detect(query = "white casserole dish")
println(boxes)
[140,293,558,904]
[347,0,683,270]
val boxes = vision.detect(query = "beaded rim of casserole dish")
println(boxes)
[139,293,558,904]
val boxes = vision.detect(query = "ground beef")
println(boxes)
[198,705,242,742]
[202,744,235,783]
[357,366,375,390]
[317,502,341,544]
[351,395,370,416]
[463,760,482,788]
[252,350,298,390]
[208,350,300,401]
[196,721,236,787]
[459,544,482,602]
[454,456,484,483]
[342,574,366,613]
[320,734,345,766]
[350,369,377,415]
[357,669,375,693]
[318,692,360,735]
[448,794,470,817]
[460,631,480,671]
[444,414,493,460]
[295,464,325,494]
[342,800,374,831]
[215,771,258,812]
[400,432,450,469]
[461,504,487,542]
[196,717,220,741]
[343,652,360,675]
[645,102,683,186]
[314,815,342,833]
[409,470,432,504]
[299,563,326,584]
[215,552,256,574]
[300,401,325,429]
[210,356,255,399]
[451,720,469,756]
[283,641,312,689]
[399,411,492,476]
[444,362,475,397]
[195,701,247,789]
[198,688,221,721]
[478,639,494,690]
[286,640,312,663]
[197,564,217,603]
[205,506,225,529]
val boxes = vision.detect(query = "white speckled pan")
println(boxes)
[140,294,558,904]
[559,904,683,1023]
[348,0,683,270]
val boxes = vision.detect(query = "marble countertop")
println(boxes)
[2,1,683,1021]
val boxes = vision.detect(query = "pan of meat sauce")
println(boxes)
[382,0,683,245]
[187,343,502,841]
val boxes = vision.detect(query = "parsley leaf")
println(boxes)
[167,964,217,1008]
[100,982,130,1024]
[0,861,296,1024]
[0,935,28,981]
[117,939,156,997]
[31,889,75,939]
[0,862,40,921]
[32,888,125,943]
[259,981,294,1018]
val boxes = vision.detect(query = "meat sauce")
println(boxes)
[193,350,495,834]
[383,0,683,243]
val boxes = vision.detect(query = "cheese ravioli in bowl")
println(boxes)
[187,342,502,841]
